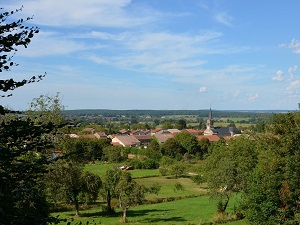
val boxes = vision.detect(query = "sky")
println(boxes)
[2,0,300,111]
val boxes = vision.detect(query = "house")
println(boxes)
[153,133,174,144]
[83,127,95,134]
[183,129,203,136]
[117,129,131,136]
[131,129,151,136]
[94,132,108,139]
[151,128,163,135]
[167,129,181,134]
[133,135,152,146]
[197,135,220,142]
[111,135,140,147]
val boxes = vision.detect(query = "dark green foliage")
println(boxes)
[170,163,186,178]
[116,171,146,222]
[81,171,102,202]
[198,137,210,158]
[45,160,101,216]
[101,168,122,213]
[205,135,258,214]
[147,182,161,197]
[160,138,185,159]
[174,131,200,155]
[0,118,55,225]
[191,175,204,187]
[61,137,110,162]
[243,112,300,224]
[102,145,126,163]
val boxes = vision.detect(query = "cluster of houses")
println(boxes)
[68,109,241,147]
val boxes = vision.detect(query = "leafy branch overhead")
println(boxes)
[0,6,45,98]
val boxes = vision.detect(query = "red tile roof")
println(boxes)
[197,135,220,142]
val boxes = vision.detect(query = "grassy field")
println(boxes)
[52,163,247,224]
[52,195,246,225]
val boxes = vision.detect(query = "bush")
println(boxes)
[128,159,144,169]
[143,158,159,169]
[159,167,169,176]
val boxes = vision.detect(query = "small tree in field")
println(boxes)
[116,171,146,223]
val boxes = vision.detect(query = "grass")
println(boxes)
[77,163,246,224]
[84,161,114,177]
[53,195,246,225]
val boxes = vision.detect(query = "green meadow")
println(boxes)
[53,163,246,225]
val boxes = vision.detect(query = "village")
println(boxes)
[67,109,242,148]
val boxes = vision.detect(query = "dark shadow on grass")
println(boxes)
[81,210,120,218]
[127,209,186,223]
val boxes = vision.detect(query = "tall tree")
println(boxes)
[160,138,185,160]
[174,131,200,155]
[0,6,61,225]
[205,135,258,213]
[0,117,55,225]
[243,112,300,224]
[45,160,101,217]
[0,7,44,114]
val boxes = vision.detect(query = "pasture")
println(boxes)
[53,163,246,225]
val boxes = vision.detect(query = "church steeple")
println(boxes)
[204,107,216,135]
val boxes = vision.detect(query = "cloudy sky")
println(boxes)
[2,0,300,110]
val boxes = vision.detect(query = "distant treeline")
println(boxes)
[63,109,290,118]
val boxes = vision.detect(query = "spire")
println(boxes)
[209,107,213,120]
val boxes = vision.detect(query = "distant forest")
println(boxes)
[63,109,290,118]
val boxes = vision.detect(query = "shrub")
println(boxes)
[128,159,144,169]
[142,158,159,169]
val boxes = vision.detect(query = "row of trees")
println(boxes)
[204,112,300,224]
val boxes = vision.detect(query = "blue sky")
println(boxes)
[3,0,300,110]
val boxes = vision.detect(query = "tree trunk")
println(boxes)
[122,208,127,223]
[74,197,80,217]
[107,190,112,213]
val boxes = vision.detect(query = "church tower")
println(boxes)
[204,108,217,135]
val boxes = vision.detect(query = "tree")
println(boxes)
[0,117,56,225]
[174,131,200,155]
[26,93,65,125]
[160,138,184,160]
[242,112,300,224]
[45,160,101,217]
[0,7,44,114]
[170,162,186,178]
[102,146,125,163]
[175,119,187,130]
[45,160,84,216]
[0,6,61,225]
[81,171,102,203]
[116,171,146,223]
[205,135,258,213]
[101,168,122,213]
[161,121,173,130]
[198,137,210,158]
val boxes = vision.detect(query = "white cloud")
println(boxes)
[16,31,90,57]
[272,70,284,81]
[286,80,300,98]
[199,86,207,93]
[288,65,298,79]
[280,38,300,54]
[214,12,233,26]
[7,0,158,28]
[248,93,259,102]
